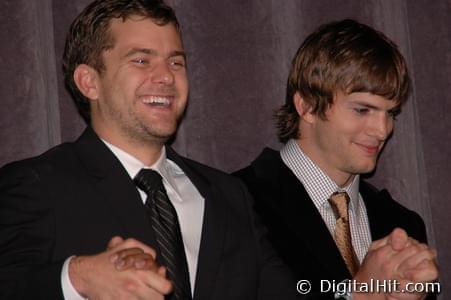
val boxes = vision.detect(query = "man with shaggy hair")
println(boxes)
[235,19,438,300]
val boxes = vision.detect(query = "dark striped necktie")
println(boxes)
[134,169,192,300]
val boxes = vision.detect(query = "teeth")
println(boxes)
[142,96,170,106]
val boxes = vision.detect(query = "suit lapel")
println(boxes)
[253,149,351,279]
[361,183,393,241]
[285,177,351,279]
[167,148,226,299]
[74,128,156,246]
[74,130,228,296]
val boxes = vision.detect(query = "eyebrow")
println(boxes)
[124,48,186,60]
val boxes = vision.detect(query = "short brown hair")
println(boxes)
[62,0,180,123]
[276,19,410,143]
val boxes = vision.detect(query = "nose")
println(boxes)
[151,61,174,85]
[368,113,393,141]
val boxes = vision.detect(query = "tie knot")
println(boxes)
[134,168,164,195]
[328,191,350,220]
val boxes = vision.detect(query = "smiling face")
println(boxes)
[297,91,399,187]
[77,16,188,158]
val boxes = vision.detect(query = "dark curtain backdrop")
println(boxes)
[1,0,449,297]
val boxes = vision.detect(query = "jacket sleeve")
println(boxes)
[235,179,305,299]
[0,162,64,299]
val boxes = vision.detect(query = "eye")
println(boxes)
[353,107,369,115]
[388,108,401,120]
[132,58,148,65]
[168,58,186,70]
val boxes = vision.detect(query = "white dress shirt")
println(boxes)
[280,139,372,263]
[62,142,204,299]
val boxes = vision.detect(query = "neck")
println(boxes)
[93,124,164,166]
[296,138,355,188]
[335,175,354,188]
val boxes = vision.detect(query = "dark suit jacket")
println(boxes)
[0,129,297,300]
[234,148,431,299]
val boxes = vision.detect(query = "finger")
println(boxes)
[368,228,407,252]
[118,254,159,271]
[118,248,145,259]
[116,238,157,258]
[116,254,152,270]
[396,244,436,278]
[405,237,419,248]
[110,247,144,264]
[399,246,438,281]
[137,269,173,295]
[368,235,390,251]
[157,266,167,277]
[120,270,169,299]
[134,256,159,270]
[389,228,409,251]
[390,242,428,273]
[366,242,399,263]
[107,236,125,250]
[404,259,439,283]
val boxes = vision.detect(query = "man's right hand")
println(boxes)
[353,228,438,300]
[107,236,166,272]
[69,237,172,300]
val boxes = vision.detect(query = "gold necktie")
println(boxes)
[328,191,359,276]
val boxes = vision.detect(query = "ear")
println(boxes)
[73,64,100,101]
[293,92,315,124]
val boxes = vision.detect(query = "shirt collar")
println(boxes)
[281,139,360,210]
[101,140,185,200]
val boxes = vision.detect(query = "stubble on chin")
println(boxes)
[128,123,173,147]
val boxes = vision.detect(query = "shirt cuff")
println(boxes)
[61,256,87,300]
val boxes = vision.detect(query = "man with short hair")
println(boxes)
[235,19,438,300]
[0,1,296,299]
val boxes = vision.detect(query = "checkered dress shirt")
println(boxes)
[280,139,372,263]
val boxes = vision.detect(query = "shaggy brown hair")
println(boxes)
[276,19,410,143]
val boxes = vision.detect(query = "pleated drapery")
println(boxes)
[0,1,449,298]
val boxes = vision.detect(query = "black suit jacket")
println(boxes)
[234,148,431,299]
[0,129,297,300]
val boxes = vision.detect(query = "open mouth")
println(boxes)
[142,96,172,107]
